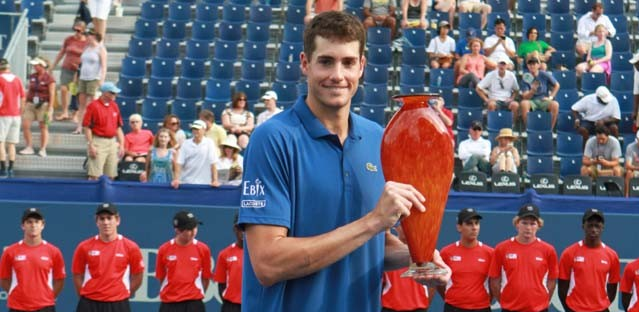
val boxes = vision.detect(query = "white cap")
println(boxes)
[29,57,47,68]
[262,90,278,101]
[595,86,611,104]
[191,119,207,130]
[496,54,512,65]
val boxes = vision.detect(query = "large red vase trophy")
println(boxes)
[381,93,454,277]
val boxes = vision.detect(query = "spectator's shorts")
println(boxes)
[530,98,552,111]
[87,0,111,20]
[78,79,100,97]
[0,116,21,143]
[23,101,51,122]
[59,68,76,86]
[87,136,119,178]
[459,1,491,12]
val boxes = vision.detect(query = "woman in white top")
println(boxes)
[427,21,456,69]
[222,92,255,150]
[73,29,107,134]
[216,136,244,186]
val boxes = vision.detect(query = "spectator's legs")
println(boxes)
[486,100,497,111]
[39,121,48,155]
[608,123,619,138]
[575,62,588,77]
[576,126,589,148]
[576,42,589,58]
[0,142,5,176]
[382,16,397,39]
[581,165,593,177]
[549,101,559,129]
[480,5,491,29]
[238,133,250,150]
[363,17,376,29]
[430,60,441,69]
[520,100,531,128]
[93,18,107,38]
[613,166,622,177]
[21,117,33,151]
[509,101,519,126]
[625,170,634,197]
[497,154,506,171]
[462,155,480,171]
[477,157,491,174]
[75,92,88,133]
[57,84,70,120]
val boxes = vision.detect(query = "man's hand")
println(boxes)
[171,179,180,189]
[371,181,426,231]
[210,180,221,187]
[88,144,97,158]
[574,119,581,129]
[412,250,452,287]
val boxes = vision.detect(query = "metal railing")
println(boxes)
[1,10,28,83]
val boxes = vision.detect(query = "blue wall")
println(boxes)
[0,178,638,311]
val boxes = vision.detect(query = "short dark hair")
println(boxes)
[594,125,610,136]
[526,26,538,37]
[303,11,366,60]
[494,18,506,26]
[199,109,215,122]
[592,2,603,10]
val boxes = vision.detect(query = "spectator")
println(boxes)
[0,208,65,312]
[256,90,282,126]
[456,38,494,88]
[431,96,454,146]
[476,55,520,124]
[520,54,560,129]
[572,86,620,144]
[458,0,492,29]
[576,3,615,57]
[581,125,622,178]
[20,56,55,158]
[123,113,154,163]
[172,120,220,188]
[156,211,212,312]
[363,0,397,40]
[216,136,243,186]
[0,58,25,178]
[558,208,620,312]
[438,208,494,312]
[489,128,520,174]
[400,0,427,29]
[87,0,113,38]
[213,214,244,312]
[625,131,639,197]
[72,203,144,311]
[163,114,187,149]
[200,109,227,149]
[517,26,555,71]
[575,24,612,80]
[305,0,342,24]
[83,82,125,180]
[483,18,516,70]
[455,28,481,59]
[50,19,87,122]
[458,120,491,174]
[140,128,177,184]
[630,51,639,133]
[222,92,255,150]
[426,21,456,69]
[431,0,455,29]
[489,204,558,312]
[74,28,107,135]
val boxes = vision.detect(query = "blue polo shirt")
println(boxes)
[238,97,386,312]
[520,70,558,100]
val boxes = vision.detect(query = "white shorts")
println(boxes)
[88,0,112,20]
[0,116,21,144]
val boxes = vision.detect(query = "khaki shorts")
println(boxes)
[78,79,99,96]
[530,99,552,111]
[459,1,490,12]
[87,136,119,178]
[0,116,21,143]
[22,102,51,122]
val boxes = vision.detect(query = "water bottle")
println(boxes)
[436,75,442,87]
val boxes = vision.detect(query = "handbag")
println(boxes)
[76,1,92,25]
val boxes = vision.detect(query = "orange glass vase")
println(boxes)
[381,93,454,274]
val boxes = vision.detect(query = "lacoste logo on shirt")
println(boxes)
[574,256,585,262]
[506,253,517,259]
[451,256,461,261]
[366,162,378,172]
[15,255,26,261]
[601,260,609,264]
[227,256,238,262]
[89,250,100,256]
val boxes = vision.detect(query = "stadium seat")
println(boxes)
[550,50,576,70]
[603,0,624,15]
[117,96,139,119]
[527,131,554,156]
[0,0,16,12]
[363,83,389,106]
[142,97,169,119]
[214,39,239,61]
[522,13,546,39]
[297,81,308,96]
[402,28,426,47]
[241,60,266,81]
[168,2,191,21]
[611,33,630,52]
[140,2,164,22]
[527,111,552,132]
[610,72,634,92]
[118,77,144,98]
[557,132,583,157]
[457,88,483,109]
[546,0,569,14]
[235,79,261,108]
[573,0,596,15]
[581,72,606,94]
[249,3,272,23]
[429,86,454,108]
[401,46,427,66]
[147,77,173,99]
[195,3,217,22]
[367,27,391,45]
[279,41,304,62]
[487,111,513,132]
[120,57,146,79]
[429,68,454,88]
[181,58,206,79]
[272,81,298,103]
[549,32,575,52]
[162,20,187,40]
[283,23,304,43]
[243,41,267,61]
[617,91,634,113]
[128,38,153,59]
[360,104,387,125]
[210,59,235,80]
[459,13,481,33]
[609,15,628,33]
[612,52,633,71]
[285,5,305,24]
[556,111,577,133]
[275,61,301,82]
[205,79,232,103]
[346,0,364,7]
[552,70,577,90]
[399,65,426,86]
[22,0,44,22]
[151,58,176,79]
[367,44,392,66]
[176,78,202,100]
[156,39,181,60]
[550,14,574,32]
[400,84,426,94]
[222,3,246,23]
[247,22,270,43]
[620,113,635,133]
[487,0,508,13]
[517,0,540,14]
[192,20,216,42]
[364,64,389,84]
[556,89,579,112]
[171,98,198,121]
[185,39,210,60]
[559,156,583,177]
[344,5,364,20]
[527,155,554,175]
[219,21,243,42]
[351,85,364,107]
[230,0,251,5]
[202,0,224,6]
[457,107,483,131]
[134,19,158,40]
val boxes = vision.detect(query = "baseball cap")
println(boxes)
[29,57,47,68]
[517,204,540,219]
[457,208,482,224]
[22,207,44,222]
[582,208,604,223]
[191,119,207,130]
[0,58,8,70]
[439,20,450,28]
[100,82,121,94]
[595,86,611,104]
[496,54,512,65]
[173,211,202,230]
[96,202,118,215]
[262,90,278,101]
[629,51,639,64]
[470,120,483,130]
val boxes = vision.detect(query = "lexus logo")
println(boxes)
[131,163,139,170]
[540,178,548,185]
[575,179,582,186]
[469,175,477,182]
[501,176,510,183]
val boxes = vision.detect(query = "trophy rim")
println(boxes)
[392,93,442,101]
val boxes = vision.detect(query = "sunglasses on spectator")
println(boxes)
[527,59,540,64]
[73,28,82,32]
[238,98,247,101]
[499,80,504,89]
[169,121,179,126]
[472,127,482,131]
[130,120,141,124]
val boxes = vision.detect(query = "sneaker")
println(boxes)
[38,149,47,157]
[0,169,6,179]
[19,146,34,155]
[7,169,14,178]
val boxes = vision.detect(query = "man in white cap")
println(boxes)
[571,86,620,144]
[20,56,56,158]
[476,54,519,125]
[0,58,26,178]
[630,51,639,132]
[624,130,639,196]
[83,81,125,180]
[171,119,220,188]
[256,90,282,126]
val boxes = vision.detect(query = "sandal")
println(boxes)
[55,114,71,121]
[71,129,82,135]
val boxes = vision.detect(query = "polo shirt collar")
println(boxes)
[292,96,363,141]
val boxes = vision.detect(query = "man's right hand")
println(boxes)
[574,119,581,129]
[88,144,97,158]
[370,181,426,231]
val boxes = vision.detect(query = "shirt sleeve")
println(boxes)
[488,245,502,278]
[71,243,86,275]
[571,96,586,112]
[557,247,572,280]
[576,15,590,39]
[620,262,637,293]
[213,249,227,283]
[608,250,621,284]
[612,139,622,158]
[477,72,491,91]
[53,246,66,280]
[201,244,213,280]
[611,99,621,120]
[426,38,437,53]
[0,248,12,279]
[155,245,166,281]
[546,244,559,279]
[127,240,145,274]
[584,138,594,158]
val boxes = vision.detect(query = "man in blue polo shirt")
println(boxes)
[238,11,449,312]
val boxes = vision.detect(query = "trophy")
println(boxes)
[381,93,454,277]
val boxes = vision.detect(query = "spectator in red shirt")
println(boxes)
[156,211,212,312]
[558,208,620,312]
[0,58,26,178]
[72,203,144,312]
[0,207,66,312]
[123,113,154,163]
[20,56,56,158]
[438,208,493,312]
[213,214,244,312]
[83,82,125,180]
[489,204,558,312]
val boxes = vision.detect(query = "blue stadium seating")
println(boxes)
[550,14,574,32]
[121,57,146,79]
[612,52,633,71]
[402,28,426,47]
[259,0,281,5]
[363,83,389,106]
[203,0,224,6]
[171,99,198,121]
[367,27,391,45]
[297,81,308,96]
[527,155,554,175]
[399,65,425,86]
[457,108,483,131]
[162,20,187,40]
[459,13,481,33]
[181,58,206,79]
[617,91,634,113]
[517,0,540,14]
[279,41,304,62]
[344,5,364,20]
[205,79,232,103]
[272,81,298,103]
[351,85,364,107]
[176,78,202,100]
[117,96,139,119]
[210,59,235,80]
[546,0,570,14]
[243,41,267,61]
[522,13,546,39]
[247,22,270,43]
[140,2,164,22]
[603,0,624,15]
[219,21,243,42]
[151,58,176,79]
[249,3,272,23]
[559,156,582,177]
[285,5,305,25]
[527,131,554,156]
[550,32,575,51]
[168,2,191,21]
[222,3,246,23]
[429,87,454,108]
[241,60,266,81]
[128,38,153,59]
[611,33,630,52]
[552,70,577,90]
[574,0,596,15]
[556,112,577,133]
[360,104,386,125]
[550,50,576,69]
[118,77,144,98]
[192,20,216,41]
[147,77,173,99]
[487,111,513,132]
[401,46,427,66]
[429,68,454,88]
[230,0,251,5]
[458,88,483,108]
[367,44,392,66]
[527,111,552,132]
[609,15,628,33]
[142,97,169,119]
[195,3,217,22]
[364,64,389,84]
[134,19,158,40]
[620,113,635,133]
[556,89,579,112]
[346,0,364,7]
[185,39,210,60]
[557,132,583,157]
[283,23,304,43]
[487,0,508,13]
[610,72,634,92]
[1,0,15,12]
[214,39,239,61]
[275,61,301,82]
[156,39,181,60]
[400,84,426,94]
[581,72,606,94]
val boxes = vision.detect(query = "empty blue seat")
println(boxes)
[283,23,304,43]
[457,107,483,131]
[272,81,298,102]
[487,111,513,132]
[185,39,210,60]
[612,52,634,71]
[527,111,552,132]
[522,13,546,39]
[527,131,553,156]
[559,156,582,177]
[574,0,596,15]
[459,13,481,32]
[171,98,198,120]
[550,32,574,51]
[610,72,634,92]
[458,88,483,108]
[275,61,301,82]
[556,111,577,133]
[546,0,569,14]
[181,58,206,79]
[195,3,217,22]
[550,14,574,32]
[346,0,364,7]
[401,46,427,66]
[517,0,540,13]
[118,77,144,98]
[142,97,169,119]
[550,50,576,69]
[527,155,554,175]
[429,68,454,88]
[352,85,364,107]
[399,65,425,86]
[487,0,508,12]
[344,5,364,20]
[611,33,630,52]
[360,104,386,126]
[162,20,187,40]
[142,118,163,133]
[117,96,139,119]
[400,84,426,94]
[203,0,224,5]
[230,0,251,5]
[552,69,577,90]
[235,79,261,108]
[168,2,191,21]
[620,113,635,133]
[120,57,146,79]
[241,60,266,81]
[556,88,579,112]
[247,22,270,43]
[147,77,173,99]
[140,1,164,21]
[192,20,216,41]
[214,39,239,61]
[402,28,426,47]
[367,44,392,66]
[151,57,176,79]
[617,91,634,113]
[279,41,304,62]
[249,3,272,23]
[156,39,181,60]
[367,27,391,45]
[1,0,16,12]
[210,59,235,80]
[557,132,583,157]
[176,78,202,100]
[243,41,267,60]
[128,38,153,59]
[363,83,389,106]
[603,0,624,15]
[609,14,628,33]
[219,21,243,42]
[364,64,389,84]
[285,5,305,24]
[134,19,158,40]
[581,72,606,94]
[223,3,246,22]
[205,78,232,103]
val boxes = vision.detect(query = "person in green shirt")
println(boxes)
[517,26,556,71]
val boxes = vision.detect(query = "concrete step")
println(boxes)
[48,14,138,34]
[52,3,141,16]
[16,131,88,155]
[14,154,86,179]
[40,32,131,52]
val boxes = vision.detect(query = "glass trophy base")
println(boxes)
[400,262,448,278]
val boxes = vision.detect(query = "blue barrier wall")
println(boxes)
[0,178,638,311]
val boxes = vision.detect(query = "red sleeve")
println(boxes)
[124,134,132,151]
[155,245,166,281]
[146,131,154,146]
[547,244,559,279]
[45,73,56,85]
[0,247,13,279]
[127,240,145,274]
[488,245,502,278]
[52,246,66,280]
[213,249,227,283]
[116,105,123,128]
[557,246,572,280]
[620,262,637,293]
[82,104,94,128]
[201,244,213,280]
[72,243,86,275]
[608,250,621,284]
